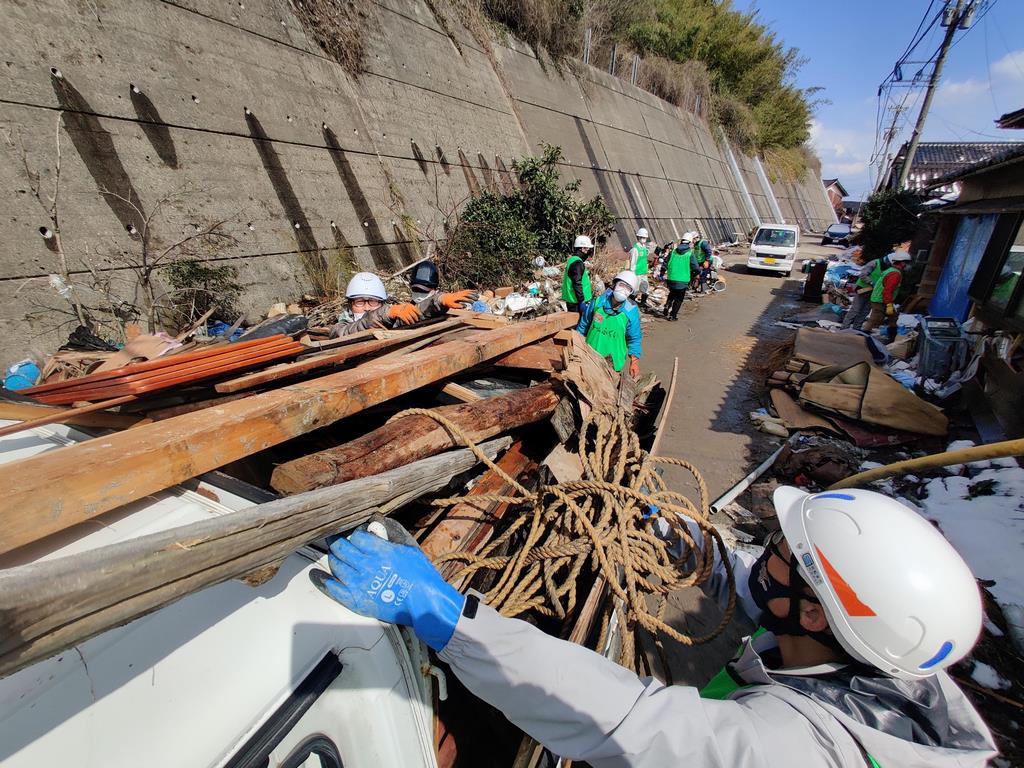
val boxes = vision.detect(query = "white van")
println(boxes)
[0,421,439,768]
[747,223,800,276]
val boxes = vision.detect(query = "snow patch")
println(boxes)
[971,660,1011,690]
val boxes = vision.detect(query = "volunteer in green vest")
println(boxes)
[561,234,594,316]
[691,229,713,293]
[313,488,995,767]
[575,270,642,378]
[861,250,911,341]
[627,227,651,308]
[660,233,701,321]
[843,242,902,329]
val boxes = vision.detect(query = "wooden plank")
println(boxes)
[441,383,484,403]
[0,438,511,679]
[446,309,510,328]
[420,443,536,585]
[0,401,144,430]
[271,383,561,493]
[0,396,138,438]
[0,313,577,554]
[34,339,305,404]
[18,336,279,396]
[650,357,678,457]
[491,338,564,371]
[214,318,463,394]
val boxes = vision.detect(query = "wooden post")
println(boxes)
[0,313,577,555]
[271,382,561,494]
[0,438,511,679]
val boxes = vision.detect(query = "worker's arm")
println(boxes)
[690,253,701,272]
[575,298,595,336]
[329,306,393,337]
[628,245,639,273]
[568,259,587,305]
[439,603,859,767]
[880,270,901,304]
[624,303,642,360]
[420,290,479,318]
[700,240,713,264]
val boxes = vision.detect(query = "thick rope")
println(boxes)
[391,404,736,674]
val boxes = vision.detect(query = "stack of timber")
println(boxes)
[0,311,669,767]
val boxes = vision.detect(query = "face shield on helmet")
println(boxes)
[772,486,983,680]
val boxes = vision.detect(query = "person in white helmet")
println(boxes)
[312,487,996,767]
[562,235,595,315]
[861,244,913,342]
[627,228,651,308]
[330,272,477,337]
[575,270,643,378]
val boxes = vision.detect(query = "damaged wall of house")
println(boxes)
[0,0,834,364]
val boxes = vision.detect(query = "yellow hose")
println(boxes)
[829,438,1024,490]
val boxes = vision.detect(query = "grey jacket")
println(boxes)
[438,520,997,767]
[329,292,446,337]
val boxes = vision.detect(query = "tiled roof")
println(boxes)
[896,141,1024,170]
[996,107,1024,129]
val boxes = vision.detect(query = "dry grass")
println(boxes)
[710,92,758,153]
[290,0,367,76]
[763,145,815,184]
[637,57,711,112]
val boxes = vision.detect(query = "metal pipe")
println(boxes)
[710,442,786,514]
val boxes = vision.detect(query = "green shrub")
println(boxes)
[438,144,616,288]
[163,259,243,326]
[855,189,922,261]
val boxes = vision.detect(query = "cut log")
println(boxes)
[0,437,511,680]
[271,382,561,494]
[0,313,576,555]
[214,318,463,394]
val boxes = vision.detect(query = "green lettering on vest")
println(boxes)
[584,298,629,371]
[666,248,692,283]
[870,266,900,303]
[561,254,593,303]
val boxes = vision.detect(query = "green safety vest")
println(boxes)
[855,259,885,291]
[584,299,629,372]
[870,266,900,303]
[630,243,649,276]
[561,254,593,303]
[700,628,882,768]
[666,248,692,283]
[694,239,710,266]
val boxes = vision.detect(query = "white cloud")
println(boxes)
[935,77,988,106]
[809,118,876,197]
[992,49,1024,81]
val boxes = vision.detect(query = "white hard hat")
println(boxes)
[345,272,387,301]
[612,270,639,294]
[889,251,912,262]
[636,227,649,239]
[574,234,594,249]
[683,231,699,242]
[774,486,982,680]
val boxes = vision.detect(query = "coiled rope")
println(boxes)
[391,404,736,675]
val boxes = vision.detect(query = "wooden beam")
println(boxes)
[0,438,511,679]
[0,313,576,555]
[271,383,560,494]
[0,400,145,430]
[441,382,484,403]
[420,442,537,584]
[214,318,463,394]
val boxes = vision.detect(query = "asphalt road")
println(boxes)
[637,240,837,684]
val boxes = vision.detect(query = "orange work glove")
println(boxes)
[628,355,640,380]
[441,289,479,309]
[387,303,424,326]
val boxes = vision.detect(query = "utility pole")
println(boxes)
[896,0,970,189]
[873,103,907,192]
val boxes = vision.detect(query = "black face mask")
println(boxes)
[748,533,844,652]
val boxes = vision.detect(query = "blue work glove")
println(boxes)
[310,516,466,651]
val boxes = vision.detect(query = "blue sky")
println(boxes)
[754,0,1024,201]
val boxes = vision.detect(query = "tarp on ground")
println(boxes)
[798,362,948,436]
[793,328,877,367]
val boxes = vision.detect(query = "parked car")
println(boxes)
[746,224,800,276]
[821,222,852,246]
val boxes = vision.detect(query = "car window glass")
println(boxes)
[755,229,796,247]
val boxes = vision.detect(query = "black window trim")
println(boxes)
[226,653,344,768]
[969,211,1024,331]
[280,735,344,768]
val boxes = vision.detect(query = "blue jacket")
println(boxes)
[575,290,642,359]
